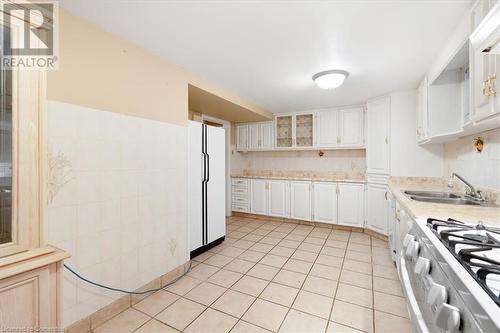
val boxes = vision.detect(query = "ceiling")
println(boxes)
[60,0,472,114]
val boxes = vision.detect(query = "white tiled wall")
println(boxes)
[231,148,366,174]
[444,128,500,190]
[47,101,188,326]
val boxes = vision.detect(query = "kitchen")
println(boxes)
[0,1,499,333]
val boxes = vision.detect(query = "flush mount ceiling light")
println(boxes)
[312,70,349,90]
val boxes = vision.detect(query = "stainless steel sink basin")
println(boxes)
[404,190,461,199]
[408,196,482,206]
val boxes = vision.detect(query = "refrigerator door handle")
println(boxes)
[207,153,210,182]
[201,154,205,181]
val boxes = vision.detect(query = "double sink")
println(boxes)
[404,190,498,207]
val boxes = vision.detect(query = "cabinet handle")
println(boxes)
[384,191,388,200]
[489,73,496,97]
[385,136,389,144]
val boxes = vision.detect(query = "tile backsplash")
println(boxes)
[444,128,500,190]
[47,101,188,326]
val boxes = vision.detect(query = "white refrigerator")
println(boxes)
[188,121,226,257]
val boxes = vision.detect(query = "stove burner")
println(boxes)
[427,218,500,307]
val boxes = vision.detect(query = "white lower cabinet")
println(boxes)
[338,183,365,227]
[313,182,337,224]
[268,180,290,217]
[250,179,268,215]
[366,183,390,234]
[290,181,312,221]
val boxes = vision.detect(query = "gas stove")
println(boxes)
[427,218,500,307]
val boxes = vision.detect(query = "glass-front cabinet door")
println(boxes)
[295,113,314,147]
[275,115,293,148]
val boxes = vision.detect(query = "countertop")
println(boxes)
[388,178,500,226]
[231,174,366,183]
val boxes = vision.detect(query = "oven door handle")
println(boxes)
[399,254,430,333]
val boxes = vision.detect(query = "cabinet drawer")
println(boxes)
[232,178,249,187]
[232,196,248,205]
[232,186,248,195]
[232,203,249,212]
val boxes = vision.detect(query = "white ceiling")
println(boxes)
[60,0,472,113]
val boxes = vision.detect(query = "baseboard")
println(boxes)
[232,212,388,241]
[65,261,190,333]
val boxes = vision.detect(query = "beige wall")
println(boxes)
[47,9,270,126]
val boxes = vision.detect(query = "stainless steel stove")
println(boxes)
[398,217,500,333]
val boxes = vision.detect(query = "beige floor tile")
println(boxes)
[339,270,372,290]
[247,263,280,281]
[324,240,348,249]
[372,247,391,257]
[302,275,337,297]
[291,250,318,263]
[331,300,373,333]
[228,231,248,239]
[326,321,363,333]
[347,243,371,253]
[285,234,306,242]
[224,259,255,274]
[233,240,256,250]
[208,269,243,288]
[185,282,227,306]
[94,308,149,333]
[298,242,323,253]
[252,229,271,237]
[303,236,326,246]
[373,292,409,318]
[282,258,313,274]
[187,263,219,280]
[133,290,179,316]
[371,239,389,249]
[272,269,307,289]
[260,282,299,307]
[372,264,399,281]
[260,236,282,245]
[219,246,246,258]
[349,233,371,244]
[243,234,264,242]
[242,299,289,332]
[310,263,341,281]
[279,309,328,333]
[336,283,373,308]
[269,246,295,258]
[156,298,206,331]
[345,251,371,263]
[260,254,289,268]
[250,243,275,253]
[373,277,403,297]
[184,308,238,333]
[321,246,346,258]
[374,311,411,333]
[309,232,330,239]
[166,276,202,296]
[279,239,301,249]
[231,320,271,333]
[292,290,333,319]
[316,254,343,268]
[212,289,256,318]
[204,254,234,268]
[134,319,179,333]
[268,231,288,239]
[239,250,266,262]
[192,251,214,263]
[342,260,371,275]
[371,255,394,267]
[232,275,269,296]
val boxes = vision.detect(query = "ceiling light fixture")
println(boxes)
[312,69,349,90]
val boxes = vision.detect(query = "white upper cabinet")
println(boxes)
[339,108,364,147]
[290,181,312,221]
[260,122,274,149]
[294,112,314,148]
[250,179,268,215]
[312,182,337,224]
[236,124,248,151]
[316,109,339,147]
[268,180,289,218]
[366,183,390,235]
[366,97,390,175]
[248,123,260,150]
[337,183,365,228]
[275,114,294,148]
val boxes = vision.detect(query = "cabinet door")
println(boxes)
[260,122,273,149]
[236,125,248,151]
[250,179,268,215]
[316,109,339,147]
[312,182,337,224]
[338,183,365,227]
[366,183,390,235]
[275,115,293,148]
[295,113,314,147]
[366,97,390,174]
[339,108,364,147]
[290,181,311,221]
[268,180,288,217]
[248,124,260,150]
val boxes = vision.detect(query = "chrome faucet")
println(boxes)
[448,173,484,201]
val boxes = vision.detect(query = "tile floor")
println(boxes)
[92,216,411,333]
